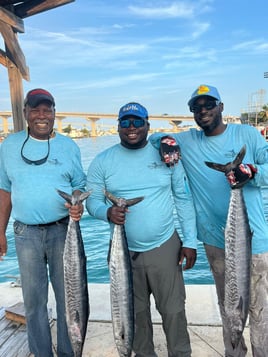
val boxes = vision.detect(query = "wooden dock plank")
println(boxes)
[0,304,54,357]
[0,324,30,357]
[0,307,30,357]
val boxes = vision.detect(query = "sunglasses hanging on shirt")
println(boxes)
[21,132,50,165]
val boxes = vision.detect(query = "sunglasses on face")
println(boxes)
[190,100,221,114]
[119,118,146,128]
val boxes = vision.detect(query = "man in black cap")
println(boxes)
[0,88,86,357]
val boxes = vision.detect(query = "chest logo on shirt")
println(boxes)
[148,162,164,169]
[225,150,238,159]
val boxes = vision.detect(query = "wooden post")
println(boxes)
[6,57,25,132]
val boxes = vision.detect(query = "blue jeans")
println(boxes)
[14,219,74,357]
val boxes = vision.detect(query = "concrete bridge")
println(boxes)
[0,111,239,137]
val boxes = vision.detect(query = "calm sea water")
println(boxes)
[1,136,267,285]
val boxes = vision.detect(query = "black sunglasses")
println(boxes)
[21,132,50,165]
[119,118,146,128]
[190,100,221,114]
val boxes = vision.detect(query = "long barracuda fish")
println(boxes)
[57,189,91,357]
[205,146,252,351]
[105,191,144,357]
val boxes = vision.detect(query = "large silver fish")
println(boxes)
[105,191,144,357]
[205,145,252,351]
[57,189,91,357]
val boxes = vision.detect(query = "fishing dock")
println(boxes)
[0,282,252,357]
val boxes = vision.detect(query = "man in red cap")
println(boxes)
[0,88,86,357]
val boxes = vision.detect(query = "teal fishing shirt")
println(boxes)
[0,130,86,224]
[86,141,197,252]
[150,124,268,254]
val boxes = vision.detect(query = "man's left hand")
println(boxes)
[179,247,197,270]
[226,163,257,189]
[160,136,181,167]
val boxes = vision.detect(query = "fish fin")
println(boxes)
[104,190,144,207]
[79,191,91,202]
[57,189,91,205]
[205,145,247,173]
[237,296,243,312]
[233,145,246,167]
[75,310,80,324]
[107,239,112,265]
[205,161,227,173]
[126,197,144,207]
[104,191,118,205]
[57,189,72,204]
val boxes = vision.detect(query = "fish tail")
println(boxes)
[104,190,144,208]
[205,145,246,173]
[57,189,91,206]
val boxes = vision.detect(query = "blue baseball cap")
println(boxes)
[118,102,148,121]
[188,84,221,107]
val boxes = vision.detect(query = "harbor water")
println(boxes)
[0,135,267,285]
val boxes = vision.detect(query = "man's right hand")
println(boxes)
[107,206,127,225]
[160,136,181,167]
[0,234,7,261]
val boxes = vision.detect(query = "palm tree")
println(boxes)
[259,105,268,124]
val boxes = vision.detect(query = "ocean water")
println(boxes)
[0,136,267,285]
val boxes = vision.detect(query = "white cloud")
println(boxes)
[191,22,211,39]
[232,39,268,53]
[128,2,194,19]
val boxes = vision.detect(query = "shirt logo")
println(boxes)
[122,104,139,112]
[148,162,164,169]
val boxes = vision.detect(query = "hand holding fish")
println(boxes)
[160,136,181,167]
[65,202,84,221]
[107,205,128,225]
[64,190,85,221]
[226,163,257,189]
[179,247,197,270]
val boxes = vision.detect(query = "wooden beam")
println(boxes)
[0,6,24,33]
[0,49,7,67]
[6,56,26,132]
[0,20,29,80]
[14,0,75,19]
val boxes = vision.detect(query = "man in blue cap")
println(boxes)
[150,84,268,356]
[86,102,197,357]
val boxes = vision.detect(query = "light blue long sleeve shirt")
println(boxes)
[86,141,197,252]
[150,124,268,254]
[0,131,86,224]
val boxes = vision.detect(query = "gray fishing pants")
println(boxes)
[205,244,268,357]
[130,231,191,357]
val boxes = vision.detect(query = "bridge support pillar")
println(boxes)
[0,115,11,135]
[87,117,100,137]
[55,117,65,133]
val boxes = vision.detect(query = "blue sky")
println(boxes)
[0,0,268,117]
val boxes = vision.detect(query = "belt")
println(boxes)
[30,216,69,228]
